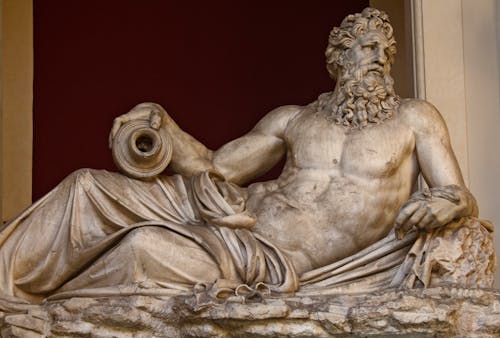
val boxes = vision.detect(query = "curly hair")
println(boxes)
[325,7,397,80]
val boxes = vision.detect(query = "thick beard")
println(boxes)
[317,66,400,130]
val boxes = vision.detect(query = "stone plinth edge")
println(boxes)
[1,287,499,337]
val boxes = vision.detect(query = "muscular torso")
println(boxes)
[246,106,419,274]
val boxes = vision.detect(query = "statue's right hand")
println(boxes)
[109,103,167,148]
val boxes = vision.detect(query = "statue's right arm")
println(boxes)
[211,105,300,185]
[109,102,215,176]
[169,105,300,184]
[110,103,300,184]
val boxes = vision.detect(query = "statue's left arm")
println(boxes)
[394,99,478,238]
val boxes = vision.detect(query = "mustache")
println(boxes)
[346,62,390,82]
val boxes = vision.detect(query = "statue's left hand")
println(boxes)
[393,197,459,240]
[394,185,478,239]
[109,103,165,148]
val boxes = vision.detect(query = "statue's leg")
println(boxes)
[57,226,221,293]
[0,168,203,303]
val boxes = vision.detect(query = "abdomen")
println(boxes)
[248,170,413,273]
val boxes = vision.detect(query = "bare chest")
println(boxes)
[284,111,415,178]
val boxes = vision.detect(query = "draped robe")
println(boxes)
[0,169,495,305]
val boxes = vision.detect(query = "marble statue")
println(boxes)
[0,8,495,312]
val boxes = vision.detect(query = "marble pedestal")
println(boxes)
[1,287,499,337]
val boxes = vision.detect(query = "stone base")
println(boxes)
[1,287,499,337]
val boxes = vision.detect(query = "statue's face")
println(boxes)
[349,31,391,75]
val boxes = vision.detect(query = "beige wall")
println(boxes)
[1,0,33,222]
[461,0,500,287]
[414,0,500,287]
[419,0,470,183]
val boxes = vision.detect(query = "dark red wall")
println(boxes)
[33,1,368,201]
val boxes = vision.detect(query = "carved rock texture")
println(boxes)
[429,219,496,287]
[1,287,499,337]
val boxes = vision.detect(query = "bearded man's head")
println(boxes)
[319,7,400,129]
[325,7,396,80]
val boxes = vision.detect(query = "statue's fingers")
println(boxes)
[149,110,162,130]
[396,205,427,239]
[109,126,119,148]
[419,207,454,231]
[394,202,421,228]
[109,117,127,148]
[403,206,427,230]
[394,202,422,239]
[415,210,435,230]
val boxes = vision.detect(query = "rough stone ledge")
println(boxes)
[1,287,499,337]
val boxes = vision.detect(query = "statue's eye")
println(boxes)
[363,45,375,51]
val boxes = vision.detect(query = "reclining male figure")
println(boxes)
[0,8,494,305]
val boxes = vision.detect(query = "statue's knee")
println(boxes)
[122,227,163,254]
[65,168,114,190]
[66,168,95,185]
[70,168,93,177]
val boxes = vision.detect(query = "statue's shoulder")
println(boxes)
[267,104,304,120]
[397,98,449,136]
[254,105,304,136]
